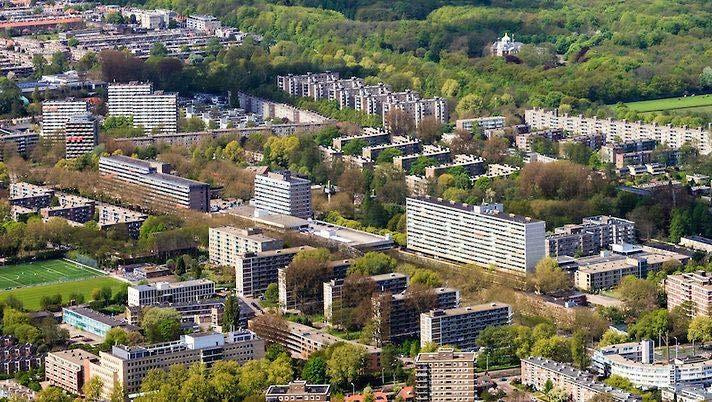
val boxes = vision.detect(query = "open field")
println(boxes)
[0,259,100,289]
[0,276,127,311]
[623,94,712,113]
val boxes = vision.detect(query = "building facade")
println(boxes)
[666,271,712,317]
[266,381,330,402]
[406,196,546,274]
[127,279,215,307]
[209,226,284,267]
[420,303,512,351]
[62,306,138,338]
[236,246,312,297]
[108,82,177,134]
[41,100,88,139]
[546,215,637,258]
[414,348,477,402]
[455,116,506,132]
[253,171,312,219]
[64,114,98,159]
[45,349,98,395]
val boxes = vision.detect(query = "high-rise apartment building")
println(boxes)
[64,114,98,159]
[236,246,312,297]
[323,272,407,322]
[127,279,215,307]
[382,97,449,127]
[279,260,351,313]
[420,303,512,351]
[546,216,637,258]
[209,226,284,267]
[414,348,477,402]
[41,100,88,139]
[406,196,546,274]
[666,271,712,317]
[108,82,177,134]
[99,155,210,212]
[253,171,312,219]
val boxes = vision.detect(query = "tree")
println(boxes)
[415,117,442,144]
[669,209,689,243]
[326,343,366,386]
[700,66,712,89]
[384,109,415,136]
[342,139,367,156]
[36,386,72,402]
[570,331,589,369]
[40,294,62,312]
[264,283,279,305]
[103,327,129,348]
[456,93,485,117]
[141,307,182,343]
[530,258,570,295]
[375,148,402,164]
[410,269,442,288]
[151,42,169,57]
[223,293,241,331]
[572,309,609,342]
[83,377,103,401]
[599,329,629,347]
[283,248,332,314]
[302,355,328,384]
[349,252,397,276]
[109,381,124,402]
[688,316,712,343]
[629,309,669,340]
[616,276,660,315]
[531,336,572,363]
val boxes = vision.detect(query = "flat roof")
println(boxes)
[49,348,98,365]
[146,172,209,188]
[424,302,510,317]
[408,196,541,224]
[684,235,712,245]
[415,348,476,362]
[229,205,309,230]
[211,226,277,243]
[64,306,138,331]
[308,220,394,250]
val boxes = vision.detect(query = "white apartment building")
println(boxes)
[525,108,712,155]
[414,348,477,402]
[420,303,512,351]
[107,82,177,134]
[592,340,712,390]
[90,331,264,398]
[208,226,284,267]
[406,196,546,273]
[127,279,215,306]
[455,116,506,132]
[253,171,312,219]
[186,14,221,33]
[64,114,97,159]
[666,271,712,317]
[41,100,88,139]
[382,97,449,127]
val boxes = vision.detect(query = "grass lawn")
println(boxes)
[623,94,712,112]
[0,259,100,289]
[0,276,127,311]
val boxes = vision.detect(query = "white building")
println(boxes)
[253,171,312,219]
[208,226,284,267]
[525,108,712,155]
[491,33,523,56]
[64,114,97,159]
[382,97,449,127]
[455,116,506,132]
[420,303,512,351]
[41,100,88,139]
[107,82,177,134]
[406,196,546,274]
[127,279,215,307]
[186,15,221,34]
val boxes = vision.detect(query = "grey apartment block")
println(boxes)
[420,303,512,351]
[253,171,312,219]
[235,246,312,297]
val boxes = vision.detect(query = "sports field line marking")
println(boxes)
[63,259,105,275]
[0,273,24,287]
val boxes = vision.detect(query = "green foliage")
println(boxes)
[375,148,402,164]
[349,252,397,276]
[342,138,367,156]
[688,316,712,343]
[629,309,669,340]
[409,269,442,288]
[301,355,328,384]
[223,293,241,331]
[264,283,279,305]
[141,307,182,343]
[326,343,366,386]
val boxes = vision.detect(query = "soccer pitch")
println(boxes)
[0,259,100,289]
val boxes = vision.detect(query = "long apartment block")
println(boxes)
[547,215,637,258]
[127,279,215,307]
[253,171,312,219]
[41,99,88,139]
[361,135,421,160]
[331,127,390,150]
[420,303,512,351]
[525,107,712,155]
[209,226,284,267]
[406,196,546,274]
[393,145,451,172]
[96,205,147,239]
[99,155,210,212]
[666,271,712,317]
[423,154,485,179]
[108,82,177,134]
[236,246,313,297]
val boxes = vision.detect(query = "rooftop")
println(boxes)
[424,302,511,318]
[49,348,98,365]
[408,196,542,224]
[63,306,138,330]
[415,348,476,363]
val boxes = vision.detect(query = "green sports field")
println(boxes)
[0,276,127,311]
[623,94,712,113]
[0,259,99,289]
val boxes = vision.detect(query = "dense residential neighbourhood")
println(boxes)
[0,0,709,401]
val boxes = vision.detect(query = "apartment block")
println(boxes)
[96,205,147,239]
[414,348,477,402]
[40,193,95,224]
[41,100,88,139]
[253,171,312,219]
[455,116,506,132]
[90,331,264,398]
[666,271,712,317]
[45,349,98,395]
[406,196,546,274]
[362,136,422,161]
[62,306,138,338]
[574,244,689,291]
[600,139,658,169]
[186,14,221,33]
[332,127,390,150]
[373,287,459,345]
[108,82,177,134]
[279,260,351,313]
[423,154,485,179]
[394,145,451,172]
[209,226,284,267]
[125,297,254,330]
[236,246,312,297]
[382,97,449,127]
[64,114,98,159]
[679,236,712,253]
[420,303,512,351]
[525,108,711,155]
[277,72,340,97]
[515,129,565,152]
[127,279,215,307]
[8,182,53,210]
[546,215,637,258]
[324,272,408,321]
[266,381,330,402]
[99,155,210,212]
[0,130,38,161]
[522,356,641,402]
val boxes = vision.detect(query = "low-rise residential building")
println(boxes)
[90,331,264,398]
[0,336,43,376]
[419,303,512,351]
[332,127,390,150]
[209,227,283,267]
[127,279,215,307]
[125,297,254,330]
[253,171,312,219]
[236,246,312,297]
[522,356,641,402]
[414,348,477,402]
[455,116,506,132]
[394,145,451,172]
[96,205,147,239]
[266,381,330,402]
[62,306,138,338]
[0,129,38,161]
[362,136,422,161]
[592,340,712,390]
[546,215,637,258]
[574,244,689,291]
[40,193,95,224]
[406,196,546,274]
[662,386,712,402]
[9,182,53,210]
[680,236,712,253]
[490,33,522,57]
[45,349,98,395]
[423,154,485,178]
[666,271,712,317]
